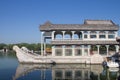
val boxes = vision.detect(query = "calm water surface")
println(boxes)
[0,52,120,80]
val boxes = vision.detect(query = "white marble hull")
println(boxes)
[13,46,104,64]
[13,46,53,63]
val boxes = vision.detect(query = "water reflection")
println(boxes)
[13,63,110,80]
[1,53,120,80]
[52,64,92,80]
[99,67,120,80]
[13,64,52,80]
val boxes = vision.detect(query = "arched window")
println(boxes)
[55,34,62,39]
[99,45,107,55]
[54,31,63,39]
[74,34,79,39]
[65,34,71,39]
[64,31,72,39]
[73,31,82,39]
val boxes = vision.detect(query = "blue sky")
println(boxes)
[0,0,120,44]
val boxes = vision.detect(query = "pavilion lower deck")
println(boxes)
[41,44,119,64]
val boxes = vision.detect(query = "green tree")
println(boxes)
[0,43,7,49]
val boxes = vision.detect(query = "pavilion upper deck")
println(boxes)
[40,20,119,45]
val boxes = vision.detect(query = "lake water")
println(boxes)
[0,52,120,80]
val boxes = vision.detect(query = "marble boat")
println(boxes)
[13,45,104,64]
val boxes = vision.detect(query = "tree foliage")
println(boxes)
[0,43,52,51]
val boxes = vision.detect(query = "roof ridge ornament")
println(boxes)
[44,21,52,26]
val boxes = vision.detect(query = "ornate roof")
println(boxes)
[40,20,119,31]
[51,40,119,45]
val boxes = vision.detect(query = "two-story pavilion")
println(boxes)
[40,20,119,64]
